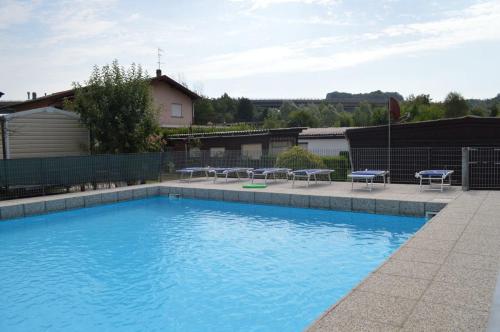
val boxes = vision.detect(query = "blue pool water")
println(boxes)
[0,197,426,332]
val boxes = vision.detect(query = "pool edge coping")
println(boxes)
[0,184,446,220]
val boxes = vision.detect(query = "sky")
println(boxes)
[1,0,500,101]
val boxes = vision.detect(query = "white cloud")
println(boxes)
[40,0,118,44]
[188,0,500,80]
[231,0,340,10]
[0,0,36,29]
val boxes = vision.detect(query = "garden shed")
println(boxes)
[0,107,89,159]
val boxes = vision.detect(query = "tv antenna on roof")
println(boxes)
[157,47,164,70]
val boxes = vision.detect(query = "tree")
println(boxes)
[335,103,345,113]
[317,103,337,126]
[278,101,299,120]
[490,103,499,117]
[407,94,431,106]
[287,109,319,127]
[213,93,237,123]
[443,92,469,118]
[470,106,487,117]
[193,98,216,124]
[66,60,159,153]
[371,107,388,125]
[352,101,372,126]
[263,110,286,128]
[235,98,255,122]
[413,104,445,121]
[336,112,353,127]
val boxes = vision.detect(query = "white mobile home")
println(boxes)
[0,107,89,159]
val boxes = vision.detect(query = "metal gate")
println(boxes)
[466,147,500,190]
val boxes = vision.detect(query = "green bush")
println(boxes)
[321,156,350,181]
[339,151,350,159]
[275,146,325,170]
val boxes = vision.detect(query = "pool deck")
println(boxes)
[0,179,499,331]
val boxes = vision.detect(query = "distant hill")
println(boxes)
[326,90,404,104]
[466,93,500,109]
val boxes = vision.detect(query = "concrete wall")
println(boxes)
[5,108,89,159]
[151,80,193,127]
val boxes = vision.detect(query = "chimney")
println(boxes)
[27,91,31,100]
[32,92,37,99]
[156,69,162,77]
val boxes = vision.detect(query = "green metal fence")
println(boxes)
[0,153,163,200]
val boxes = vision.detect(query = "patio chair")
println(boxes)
[415,170,454,192]
[209,167,254,183]
[176,167,212,182]
[348,170,389,191]
[247,168,291,184]
[289,169,334,187]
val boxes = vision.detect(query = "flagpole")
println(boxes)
[388,98,391,184]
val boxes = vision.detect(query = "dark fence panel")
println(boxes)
[0,153,163,200]
[350,147,463,185]
[468,147,500,189]
[1,146,497,200]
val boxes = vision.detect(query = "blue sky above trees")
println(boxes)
[1,0,500,100]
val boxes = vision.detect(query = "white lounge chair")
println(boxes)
[176,167,212,182]
[289,169,334,187]
[348,170,389,191]
[415,170,454,192]
[209,167,253,183]
[247,168,291,183]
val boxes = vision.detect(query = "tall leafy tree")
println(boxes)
[66,60,159,153]
[263,110,286,128]
[443,92,469,118]
[352,101,372,126]
[235,98,255,122]
[490,103,499,117]
[194,98,216,124]
[213,93,237,123]
[336,112,353,127]
[287,109,319,127]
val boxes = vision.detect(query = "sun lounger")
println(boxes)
[415,170,454,192]
[247,168,291,183]
[289,169,334,187]
[176,167,212,182]
[348,170,389,191]
[209,167,254,183]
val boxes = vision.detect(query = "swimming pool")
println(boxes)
[0,196,426,332]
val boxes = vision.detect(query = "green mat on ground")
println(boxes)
[242,184,267,189]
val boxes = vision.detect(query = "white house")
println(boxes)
[298,127,356,156]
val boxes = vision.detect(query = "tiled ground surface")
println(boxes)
[161,177,460,203]
[0,178,498,331]
[307,190,500,332]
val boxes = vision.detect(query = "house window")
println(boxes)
[171,103,182,118]
[210,147,225,158]
[241,144,262,160]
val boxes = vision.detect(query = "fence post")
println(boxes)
[461,147,469,191]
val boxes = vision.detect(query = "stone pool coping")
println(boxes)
[0,181,498,331]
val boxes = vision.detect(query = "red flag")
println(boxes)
[389,97,400,122]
